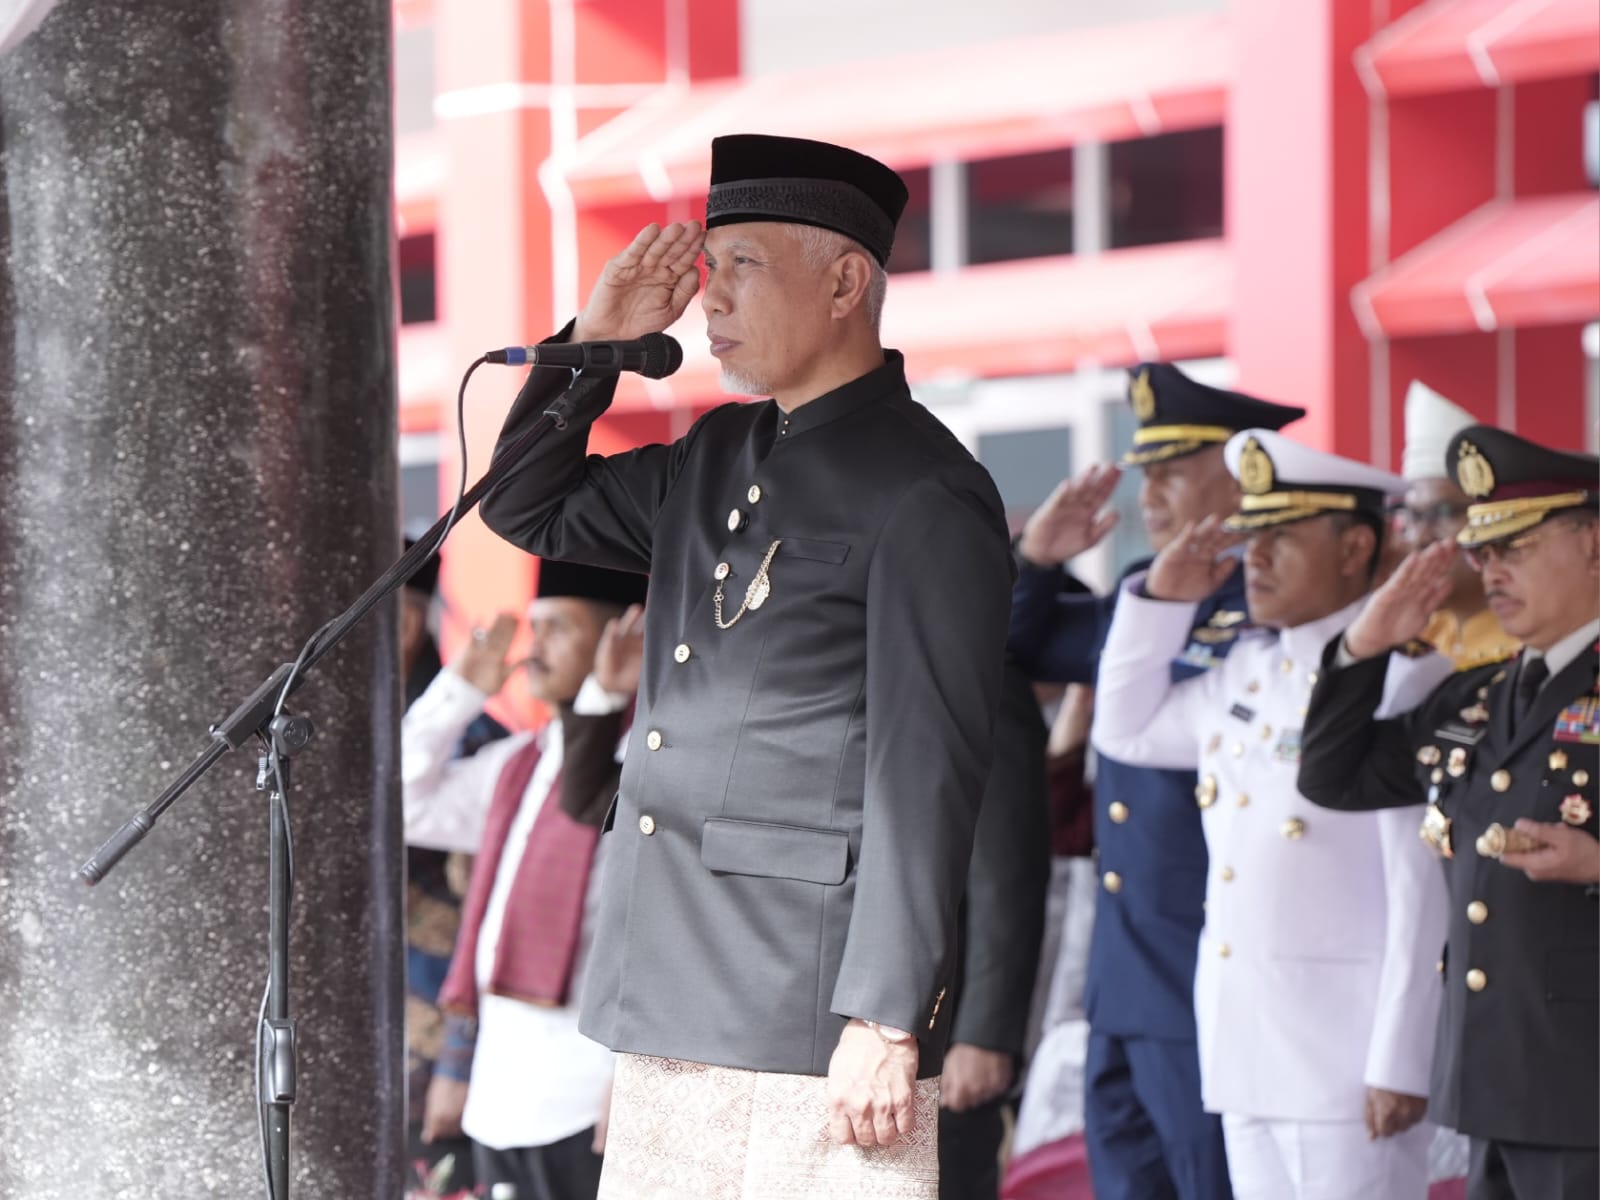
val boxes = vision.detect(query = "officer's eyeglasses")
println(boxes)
[1385,501,1469,535]
[1461,523,1559,571]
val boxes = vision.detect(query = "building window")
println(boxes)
[1109,126,1224,250]
[965,149,1074,266]
[886,167,932,274]
[398,233,437,326]
[977,425,1075,535]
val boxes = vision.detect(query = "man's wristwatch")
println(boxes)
[864,1020,914,1044]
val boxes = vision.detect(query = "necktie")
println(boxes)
[1511,655,1549,734]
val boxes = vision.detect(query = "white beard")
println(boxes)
[718,365,771,397]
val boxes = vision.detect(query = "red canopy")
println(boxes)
[1352,193,1600,338]
[1357,0,1600,95]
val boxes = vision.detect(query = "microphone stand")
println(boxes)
[76,369,590,1200]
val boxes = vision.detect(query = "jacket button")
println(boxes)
[1466,900,1488,924]
[638,814,656,836]
[1109,802,1129,824]
[674,643,692,663]
[747,484,762,504]
[1490,770,1512,792]
[1466,968,1487,992]
[645,730,664,751]
[1281,817,1306,840]
[714,561,731,581]
[1218,943,1231,958]
[1237,792,1250,808]
[1103,871,1123,894]
[1220,866,1235,882]
[727,508,747,533]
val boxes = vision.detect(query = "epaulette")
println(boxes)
[1454,645,1520,673]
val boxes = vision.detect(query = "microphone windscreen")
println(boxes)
[639,333,684,380]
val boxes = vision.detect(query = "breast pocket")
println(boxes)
[777,538,850,566]
[701,817,851,885]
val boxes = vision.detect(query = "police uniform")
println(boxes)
[479,136,1014,1199]
[1299,427,1600,1200]
[1008,365,1303,1200]
[1091,430,1449,1200]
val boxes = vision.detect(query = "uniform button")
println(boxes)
[1103,871,1123,894]
[1195,775,1218,808]
[1109,801,1129,824]
[1466,968,1487,992]
[1231,742,1244,758]
[1436,959,1445,975]
[1260,724,1274,741]
[674,643,692,663]
[638,814,656,836]
[1467,900,1488,925]
[1573,769,1590,788]
[1220,866,1235,882]
[714,562,731,581]
[1281,817,1306,840]
[1218,943,1231,958]
[747,484,763,504]
[1237,792,1250,808]
[727,508,747,533]
[1490,770,1512,792]
[645,730,664,751]
[1280,658,1295,674]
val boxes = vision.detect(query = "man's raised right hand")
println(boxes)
[1342,540,1457,660]
[1017,463,1123,568]
[572,221,704,344]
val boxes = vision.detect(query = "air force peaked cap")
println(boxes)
[1223,428,1404,532]
[1447,425,1599,547]
[705,134,909,267]
[1122,363,1305,467]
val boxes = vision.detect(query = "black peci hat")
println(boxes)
[1121,363,1305,467]
[535,558,648,608]
[705,134,909,267]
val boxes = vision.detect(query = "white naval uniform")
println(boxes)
[1091,581,1450,1200]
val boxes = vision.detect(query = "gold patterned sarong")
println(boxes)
[598,1053,941,1199]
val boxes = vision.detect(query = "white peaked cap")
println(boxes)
[1402,380,1477,483]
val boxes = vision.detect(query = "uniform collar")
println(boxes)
[770,350,904,441]
[1529,616,1600,681]
[1277,595,1369,665]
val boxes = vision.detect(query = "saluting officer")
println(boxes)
[1298,426,1599,1200]
[479,135,1013,1199]
[1008,364,1304,1200]
[1090,429,1449,1200]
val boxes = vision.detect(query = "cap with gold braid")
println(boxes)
[1121,363,1305,467]
[1222,429,1404,532]
[1446,425,1599,547]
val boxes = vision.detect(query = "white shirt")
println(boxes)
[402,670,624,1150]
[1091,579,1449,1121]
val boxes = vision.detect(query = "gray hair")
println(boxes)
[789,225,888,331]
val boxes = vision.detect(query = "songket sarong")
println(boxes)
[598,1053,941,1199]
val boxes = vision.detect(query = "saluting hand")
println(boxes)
[1017,464,1123,568]
[449,611,521,696]
[1342,540,1457,660]
[572,221,705,343]
[1499,820,1600,884]
[594,603,646,696]
[1144,516,1241,603]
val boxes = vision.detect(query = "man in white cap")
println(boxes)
[1395,382,1516,670]
[1090,429,1449,1200]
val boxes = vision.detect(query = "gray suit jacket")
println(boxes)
[479,349,1012,1077]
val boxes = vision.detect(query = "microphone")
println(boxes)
[485,334,683,380]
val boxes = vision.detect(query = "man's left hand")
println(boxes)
[826,1019,919,1147]
[1364,1087,1427,1139]
[939,1044,1014,1113]
[1499,820,1600,884]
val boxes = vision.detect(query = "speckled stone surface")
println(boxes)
[0,1,402,1197]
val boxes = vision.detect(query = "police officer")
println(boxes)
[1298,426,1600,1200]
[1091,429,1448,1200]
[1009,365,1303,1200]
[479,135,1013,1198]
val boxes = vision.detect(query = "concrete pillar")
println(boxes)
[0,0,402,1195]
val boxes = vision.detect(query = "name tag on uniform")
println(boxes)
[1435,721,1486,746]
[1230,703,1255,723]
[1273,728,1302,763]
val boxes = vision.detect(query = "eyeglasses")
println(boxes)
[1461,522,1562,571]
[1385,501,1469,535]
